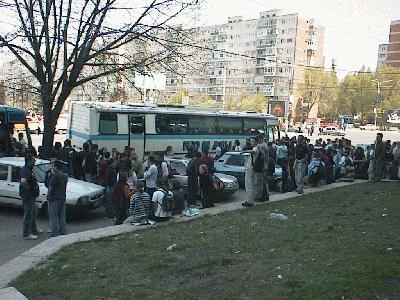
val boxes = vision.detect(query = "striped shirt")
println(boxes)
[129,191,150,220]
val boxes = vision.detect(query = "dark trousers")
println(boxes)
[22,197,38,237]
[113,203,127,225]
[146,187,156,200]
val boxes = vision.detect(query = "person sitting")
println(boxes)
[171,179,185,215]
[126,181,150,224]
[151,182,173,221]
[306,152,326,187]
[336,149,355,182]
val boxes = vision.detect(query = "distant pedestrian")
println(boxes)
[242,137,259,207]
[257,134,270,202]
[232,140,241,152]
[83,143,97,183]
[20,154,40,240]
[165,146,174,157]
[45,160,68,237]
[198,149,214,173]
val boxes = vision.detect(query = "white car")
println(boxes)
[322,126,345,136]
[0,157,104,214]
[359,124,378,131]
[164,156,239,200]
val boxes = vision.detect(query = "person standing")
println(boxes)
[45,160,68,237]
[199,164,215,208]
[186,151,201,207]
[242,137,260,207]
[144,155,158,199]
[58,139,75,175]
[20,154,40,240]
[83,143,97,183]
[257,134,270,202]
[373,133,385,181]
[105,159,117,220]
[198,150,214,173]
[112,172,133,225]
[294,135,309,194]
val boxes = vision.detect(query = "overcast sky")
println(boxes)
[197,0,400,75]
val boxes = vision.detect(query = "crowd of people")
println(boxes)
[18,132,399,240]
[241,132,400,205]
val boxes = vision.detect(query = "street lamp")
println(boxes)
[371,79,393,129]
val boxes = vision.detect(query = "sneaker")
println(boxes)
[241,202,254,207]
[298,190,304,194]
[47,229,52,233]
[23,234,38,240]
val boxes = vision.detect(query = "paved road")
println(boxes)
[286,128,400,145]
[0,189,247,266]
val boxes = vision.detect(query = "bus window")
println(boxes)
[189,116,217,134]
[218,117,243,134]
[156,114,188,134]
[99,112,118,134]
[130,116,144,134]
[243,118,265,135]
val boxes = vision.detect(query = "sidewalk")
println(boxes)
[0,180,366,295]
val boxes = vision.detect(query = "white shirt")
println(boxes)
[152,190,173,218]
[144,164,157,188]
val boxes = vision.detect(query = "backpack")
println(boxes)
[160,190,174,212]
[210,175,224,192]
[252,152,264,173]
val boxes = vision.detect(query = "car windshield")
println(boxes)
[33,163,52,183]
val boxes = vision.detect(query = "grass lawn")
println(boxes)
[12,182,400,300]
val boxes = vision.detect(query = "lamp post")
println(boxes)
[371,79,393,129]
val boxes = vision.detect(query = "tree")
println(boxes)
[0,0,201,156]
[225,93,266,112]
[298,69,338,119]
[189,93,215,107]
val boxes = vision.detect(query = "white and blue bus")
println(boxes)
[67,102,279,158]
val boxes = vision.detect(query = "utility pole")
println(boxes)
[371,79,393,129]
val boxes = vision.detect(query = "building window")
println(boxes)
[287,38,293,43]
[99,112,118,134]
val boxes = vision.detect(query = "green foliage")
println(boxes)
[189,93,215,107]
[225,93,267,112]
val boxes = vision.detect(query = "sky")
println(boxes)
[196,0,400,76]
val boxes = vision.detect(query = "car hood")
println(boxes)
[214,173,237,183]
[65,179,104,198]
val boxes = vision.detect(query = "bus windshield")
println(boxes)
[0,106,31,156]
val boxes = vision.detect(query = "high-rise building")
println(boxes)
[165,10,325,122]
[378,20,400,68]
[377,44,388,68]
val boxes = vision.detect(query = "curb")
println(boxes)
[0,287,27,299]
[0,180,366,290]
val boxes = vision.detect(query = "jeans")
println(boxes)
[105,186,114,218]
[48,199,66,237]
[85,173,94,183]
[22,197,38,237]
[294,159,306,192]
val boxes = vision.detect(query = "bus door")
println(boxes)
[128,115,145,159]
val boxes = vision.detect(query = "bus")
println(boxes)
[67,102,279,158]
[0,105,32,155]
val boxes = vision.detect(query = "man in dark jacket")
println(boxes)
[186,151,201,207]
[20,154,40,240]
[105,159,117,219]
[373,133,385,181]
[45,160,68,237]
[58,139,75,176]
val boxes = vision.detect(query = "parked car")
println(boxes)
[214,152,283,192]
[164,157,239,200]
[322,126,345,136]
[38,115,68,134]
[359,124,378,131]
[0,157,104,214]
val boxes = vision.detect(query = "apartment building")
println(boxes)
[377,44,388,68]
[166,10,325,122]
[378,20,400,68]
